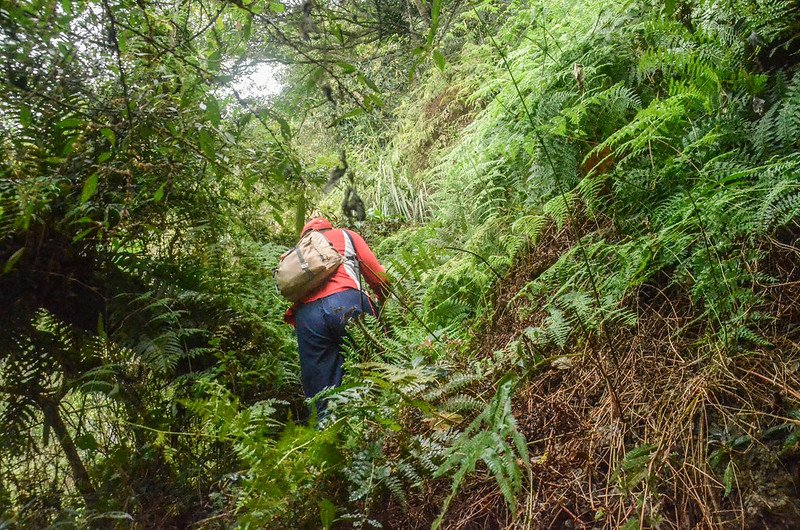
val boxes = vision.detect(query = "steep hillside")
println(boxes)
[2,0,800,528]
[304,0,800,527]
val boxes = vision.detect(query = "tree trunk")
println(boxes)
[40,397,97,509]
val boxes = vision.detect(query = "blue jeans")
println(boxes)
[295,289,375,419]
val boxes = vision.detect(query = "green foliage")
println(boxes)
[4,0,800,526]
[613,443,657,495]
[432,375,528,529]
[0,0,302,524]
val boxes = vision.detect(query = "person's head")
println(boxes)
[300,217,333,237]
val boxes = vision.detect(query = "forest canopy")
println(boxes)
[2,0,800,528]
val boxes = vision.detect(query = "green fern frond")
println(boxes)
[542,191,576,230]
[432,375,528,529]
[512,214,547,244]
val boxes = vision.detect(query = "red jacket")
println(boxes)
[284,218,389,325]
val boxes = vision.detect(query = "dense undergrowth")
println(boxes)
[320,0,800,526]
[2,0,800,527]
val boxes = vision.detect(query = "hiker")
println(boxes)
[283,217,389,420]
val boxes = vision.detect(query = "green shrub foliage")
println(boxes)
[2,0,800,527]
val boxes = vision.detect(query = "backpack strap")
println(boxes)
[341,229,361,291]
[344,229,373,315]
[294,246,312,279]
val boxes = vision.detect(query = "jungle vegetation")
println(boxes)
[2,0,800,527]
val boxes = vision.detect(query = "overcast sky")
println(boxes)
[231,63,285,99]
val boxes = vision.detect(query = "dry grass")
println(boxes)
[379,226,800,530]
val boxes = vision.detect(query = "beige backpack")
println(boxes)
[274,230,346,302]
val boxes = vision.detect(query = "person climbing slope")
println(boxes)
[281,217,389,421]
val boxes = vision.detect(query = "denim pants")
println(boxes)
[295,289,375,418]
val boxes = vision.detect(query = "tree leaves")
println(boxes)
[101,127,116,145]
[153,183,166,203]
[427,0,442,47]
[207,48,223,72]
[0,0,306,524]
[19,107,33,127]
[81,174,99,203]
[332,107,365,125]
[433,49,446,72]
[319,499,335,529]
[205,96,221,126]
[723,461,735,497]
[198,128,216,160]
[57,117,83,130]
[3,248,25,274]
[75,433,98,451]
[336,61,357,74]
[275,115,291,140]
